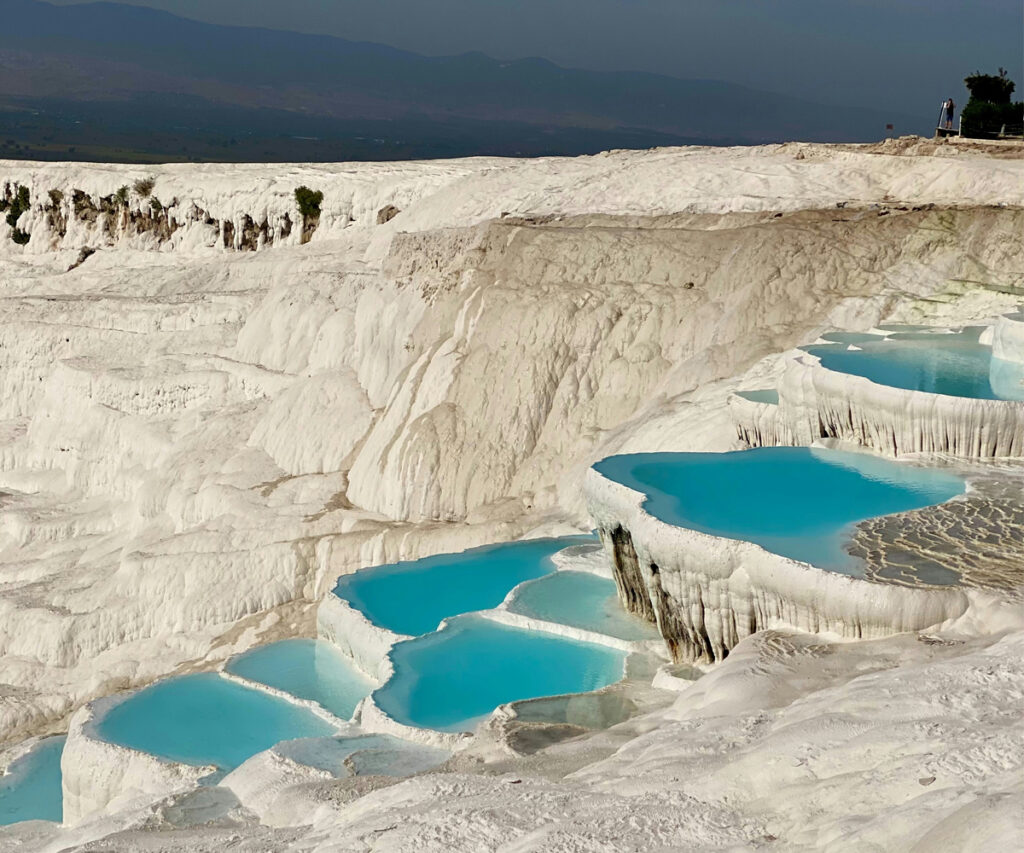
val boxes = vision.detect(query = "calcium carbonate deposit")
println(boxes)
[0,139,1022,851]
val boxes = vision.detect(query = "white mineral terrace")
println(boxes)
[728,315,1024,459]
[1,141,1022,851]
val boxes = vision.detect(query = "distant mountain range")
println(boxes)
[1,0,928,162]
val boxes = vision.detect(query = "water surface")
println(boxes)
[97,673,336,771]
[226,639,373,720]
[373,616,626,732]
[593,447,964,572]
[0,736,64,825]
[735,389,779,404]
[334,536,592,636]
[508,571,659,641]
[805,327,1024,401]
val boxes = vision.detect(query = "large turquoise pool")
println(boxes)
[0,736,64,825]
[593,447,965,571]
[96,673,337,771]
[334,536,592,636]
[226,639,373,721]
[507,571,659,641]
[805,327,1024,401]
[373,615,626,732]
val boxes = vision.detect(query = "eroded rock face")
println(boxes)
[774,355,1024,459]
[376,204,400,224]
[604,526,655,623]
[586,466,977,664]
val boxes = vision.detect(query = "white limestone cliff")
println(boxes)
[774,352,1024,458]
[582,465,988,662]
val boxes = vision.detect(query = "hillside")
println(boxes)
[0,0,928,162]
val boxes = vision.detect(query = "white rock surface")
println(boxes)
[0,141,1021,850]
[993,311,1024,365]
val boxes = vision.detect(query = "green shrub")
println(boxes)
[11,228,30,245]
[48,189,64,207]
[133,177,156,198]
[962,69,1023,138]
[5,185,29,229]
[150,197,163,213]
[965,70,1015,104]
[294,186,324,219]
[115,185,129,206]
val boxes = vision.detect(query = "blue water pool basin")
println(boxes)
[373,615,626,732]
[593,447,964,572]
[272,734,449,777]
[0,736,64,826]
[225,639,373,721]
[96,673,337,771]
[507,571,659,641]
[804,327,1024,401]
[333,536,592,636]
[736,389,779,404]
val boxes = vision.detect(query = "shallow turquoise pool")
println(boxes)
[0,736,64,825]
[373,615,626,732]
[226,639,373,721]
[805,327,1024,401]
[593,447,964,571]
[736,389,779,404]
[334,536,592,636]
[96,673,337,771]
[274,734,449,778]
[508,571,659,641]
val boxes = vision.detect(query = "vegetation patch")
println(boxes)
[4,184,31,244]
[133,177,156,198]
[294,186,324,219]
[962,69,1023,138]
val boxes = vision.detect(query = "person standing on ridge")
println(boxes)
[944,97,955,129]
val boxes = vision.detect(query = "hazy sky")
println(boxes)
[47,0,1022,116]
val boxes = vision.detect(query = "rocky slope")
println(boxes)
[0,140,1022,851]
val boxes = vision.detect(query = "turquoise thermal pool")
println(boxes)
[334,535,592,636]
[96,673,337,771]
[507,571,660,641]
[226,639,373,720]
[373,615,627,732]
[593,447,965,572]
[273,734,449,777]
[736,389,779,404]
[0,736,64,826]
[804,327,1024,401]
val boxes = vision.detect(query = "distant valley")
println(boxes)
[1,0,928,162]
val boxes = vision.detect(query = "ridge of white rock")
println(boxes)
[773,351,1024,458]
